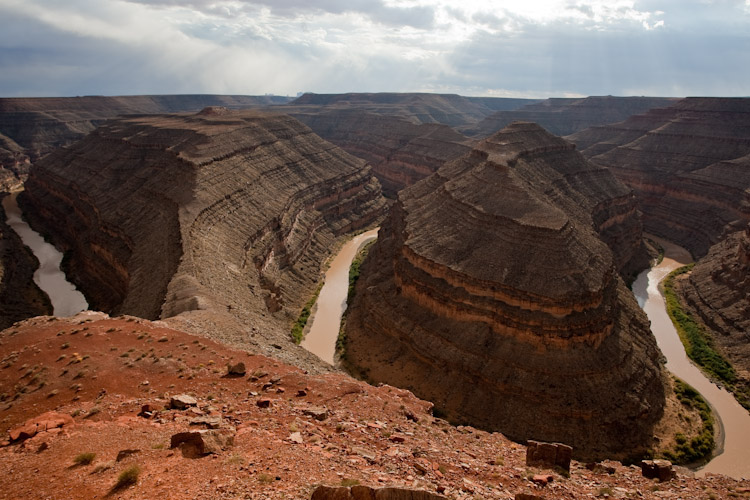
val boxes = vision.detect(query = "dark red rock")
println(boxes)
[641,459,675,481]
[526,441,573,472]
[256,398,272,408]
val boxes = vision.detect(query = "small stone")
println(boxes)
[526,440,572,472]
[390,433,406,443]
[170,394,198,410]
[189,415,223,429]
[256,398,272,408]
[531,474,554,486]
[289,432,303,444]
[301,406,329,421]
[296,389,308,397]
[226,362,246,377]
[116,449,140,462]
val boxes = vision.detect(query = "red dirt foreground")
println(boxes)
[0,312,747,499]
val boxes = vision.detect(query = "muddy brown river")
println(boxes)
[632,236,750,479]
[300,228,379,365]
[3,191,88,317]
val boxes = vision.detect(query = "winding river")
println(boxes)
[633,236,750,479]
[301,228,379,365]
[3,191,88,317]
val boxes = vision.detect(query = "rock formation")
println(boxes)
[288,93,535,128]
[20,109,385,361]
[678,225,750,370]
[0,194,52,329]
[0,95,292,191]
[343,122,665,460]
[289,109,472,197]
[465,96,676,138]
[569,97,750,257]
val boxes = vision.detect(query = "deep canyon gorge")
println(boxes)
[2,93,750,498]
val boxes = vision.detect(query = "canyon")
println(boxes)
[19,107,386,368]
[569,97,750,258]
[464,96,677,139]
[342,122,665,461]
[4,92,750,493]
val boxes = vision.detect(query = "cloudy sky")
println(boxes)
[1,0,749,98]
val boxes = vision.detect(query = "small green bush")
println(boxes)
[291,283,323,344]
[114,465,140,489]
[73,452,96,466]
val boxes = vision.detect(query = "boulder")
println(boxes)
[641,459,675,481]
[301,406,329,421]
[526,441,573,472]
[311,485,446,500]
[170,429,235,457]
[226,362,246,377]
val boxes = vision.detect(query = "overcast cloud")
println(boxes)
[0,0,748,97]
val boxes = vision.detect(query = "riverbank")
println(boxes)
[300,228,379,365]
[633,235,750,479]
[2,191,87,317]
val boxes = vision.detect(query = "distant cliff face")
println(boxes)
[288,92,535,128]
[679,225,750,369]
[343,123,665,460]
[21,110,385,359]
[290,109,473,197]
[466,96,677,138]
[569,98,750,257]
[0,95,292,191]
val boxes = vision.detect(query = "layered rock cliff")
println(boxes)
[569,98,750,257]
[0,95,292,190]
[343,122,665,460]
[288,93,535,128]
[465,96,676,138]
[678,225,750,370]
[21,109,385,361]
[289,109,473,197]
[0,194,51,329]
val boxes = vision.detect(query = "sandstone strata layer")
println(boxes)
[344,122,665,460]
[290,109,472,197]
[466,96,676,138]
[289,93,535,128]
[21,110,385,364]
[0,95,292,191]
[679,225,750,371]
[0,194,51,329]
[569,98,750,257]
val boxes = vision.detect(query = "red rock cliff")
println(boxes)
[343,122,665,461]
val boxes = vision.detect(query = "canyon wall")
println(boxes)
[569,98,750,257]
[0,195,52,329]
[343,122,665,460]
[465,96,676,138]
[679,225,750,370]
[0,95,292,191]
[21,108,385,363]
[289,93,535,128]
[290,109,472,197]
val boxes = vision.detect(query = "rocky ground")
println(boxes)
[1,313,747,499]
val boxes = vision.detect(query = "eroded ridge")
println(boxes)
[344,122,665,461]
[21,109,386,359]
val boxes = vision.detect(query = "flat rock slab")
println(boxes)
[170,394,198,410]
[311,485,446,500]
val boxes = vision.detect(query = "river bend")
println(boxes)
[3,191,88,317]
[633,236,750,479]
